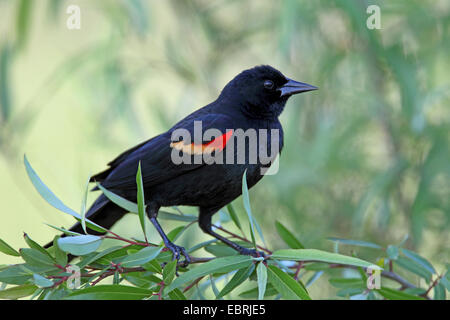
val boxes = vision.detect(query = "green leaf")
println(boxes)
[163,260,177,285]
[57,235,103,256]
[20,248,55,267]
[400,248,436,274]
[123,272,161,288]
[0,264,33,285]
[80,175,91,234]
[0,238,20,257]
[142,259,163,273]
[24,155,106,232]
[23,233,54,261]
[217,264,255,298]
[77,246,123,268]
[434,283,446,300]
[275,221,304,249]
[327,237,382,249]
[209,275,221,299]
[136,162,148,241]
[377,288,425,300]
[256,262,267,300]
[32,274,54,288]
[168,288,187,300]
[0,284,37,299]
[242,170,257,249]
[97,183,138,213]
[227,203,243,233]
[166,255,253,293]
[166,226,186,243]
[44,223,81,236]
[158,211,197,222]
[395,257,432,282]
[52,236,68,266]
[267,265,311,300]
[120,246,163,268]
[65,285,153,300]
[271,249,381,270]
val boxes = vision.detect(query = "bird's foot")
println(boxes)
[238,247,266,259]
[165,242,191,268]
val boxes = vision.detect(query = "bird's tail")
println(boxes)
[44,194,127,260]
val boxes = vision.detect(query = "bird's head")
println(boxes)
[220,65,317,119]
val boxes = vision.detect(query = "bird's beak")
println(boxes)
[278,78,318,97]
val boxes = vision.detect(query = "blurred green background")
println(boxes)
[0,0,449,299]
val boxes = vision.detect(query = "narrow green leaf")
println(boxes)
[80,175,91,234]
[97,183,138,213]
[0,264,33,285]
[166,226,186,243]
[166,256,253,293]
[209,275,221,299]
[0,284,37,299]
[168,288,187,300]
[142,259,163,273]
[242,170,257,249]
[377,288,425,300]
[226,204,243,233]
[20,248,55,267]
[163,260,177,285]
[24,155,106,232]
[158,211,197,222]
[44,223,81,236]
[57,235,103,256]
[23,233,54,261]
[32,274,54,288]
[77,245,123,268]
[434,283,446,300]
[257,262,267,300]
[120,246,162,268]
[275,221,304,249]
[15,0,33,50]
[52,236,68,266]
[267,265,311,300]
[136,162,148,241]
[0,238,20,257]
[65,284,153,300]
[395,257,432,282]
[400,248,436,274]
[271,249,381,270]
[217,264,255,298]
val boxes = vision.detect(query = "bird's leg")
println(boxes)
[146,205,191,267]
[199,209,265,258]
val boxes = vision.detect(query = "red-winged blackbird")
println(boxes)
[50,65,317,265]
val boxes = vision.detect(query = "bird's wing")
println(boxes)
[94,113,235,192]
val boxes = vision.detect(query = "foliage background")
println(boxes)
[0,0,448,299]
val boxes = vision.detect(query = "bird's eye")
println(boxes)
[264,80,274,90]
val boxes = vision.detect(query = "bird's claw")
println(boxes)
[165,242,191,270]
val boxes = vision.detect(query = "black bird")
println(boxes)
[51,65,317,264]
